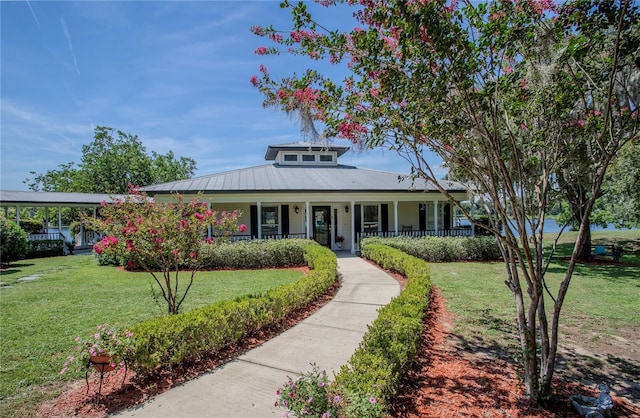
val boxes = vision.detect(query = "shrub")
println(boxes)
[334,243,431,409]
[130,242,336,376]
[201,239,307,269]
[17,218,43,234]
[26,240,64,258]
[361,235,501,262]
[0,216,28,264]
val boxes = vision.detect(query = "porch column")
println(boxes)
[393,200,398,234]
[257,201,262,239]
[16,206,20,225]
[305,201,311,239]
[58,206,63,237]
[434,201,439,234]
[350,201,355,254]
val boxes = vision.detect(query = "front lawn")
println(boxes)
[429,229,640,401]
[0,254,303,418]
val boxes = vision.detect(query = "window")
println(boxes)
[363,205,379,233]
[302,154,315,162]
[261,206,279,236]
[319,154,333,162]
[284,154,298,162]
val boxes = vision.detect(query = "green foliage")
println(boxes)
[361,236,501,263]
[130,242,336,376]
[0,254,304,418]
[200,239,307,269]
[26,126,196,193]
[333,243,431,408]
[17,218,43,234]
[601,140,640,228]
[275,363,339,417]
[0,216,29,264]
[253,0,639,401]
[26,240,64,258]
[84,188,245,315]
[60,323,135,376]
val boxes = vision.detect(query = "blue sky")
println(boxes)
[1,1,443,191]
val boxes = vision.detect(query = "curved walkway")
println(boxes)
[115,252,400,418]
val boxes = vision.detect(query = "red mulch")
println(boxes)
[37,266,640,418]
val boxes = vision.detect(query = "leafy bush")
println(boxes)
[361,235,501,262]
[26,240,64,258]
[333,243,432,410]
[17,218,43,234]
[130,242,335,376]
[0,216,28,264]
[201,239,307,269]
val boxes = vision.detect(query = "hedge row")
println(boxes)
[96,238,310,269]
[333,242,432,408]
[200,239,308,269]
[361,235,501,262]
[130,241,336,376]
[27,239,64,258]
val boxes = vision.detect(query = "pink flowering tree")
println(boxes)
[250,0,639,402]
[85,186,245,315]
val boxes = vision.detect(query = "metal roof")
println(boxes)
[0,190,127,207]
[141,164,466,194]
[264,142,350,160]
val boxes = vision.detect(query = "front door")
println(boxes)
[312,206,331,247]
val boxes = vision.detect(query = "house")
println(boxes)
[142,142,472,253]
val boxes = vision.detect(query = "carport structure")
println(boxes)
[0,190,123,246]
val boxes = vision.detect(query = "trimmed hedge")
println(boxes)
[333,243,432,409]
[130,241,336,376]
[200,239,308,269]
[361,235,501,262]
[26,239,64,258]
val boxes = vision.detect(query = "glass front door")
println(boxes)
[312,206,331,247]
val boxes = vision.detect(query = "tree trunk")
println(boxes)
[578,221,592,260]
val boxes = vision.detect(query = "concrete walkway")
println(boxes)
[115,253,400,418]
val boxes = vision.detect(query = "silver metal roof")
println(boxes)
[141,164,466,194]
[0,190,126,207]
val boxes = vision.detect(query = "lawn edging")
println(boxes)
[130,241,337,376]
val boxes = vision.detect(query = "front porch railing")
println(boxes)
[358,227,473,240]
[229,232,308,242]
[28,232,66,242]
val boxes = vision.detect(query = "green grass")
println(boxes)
[430,229,640,355]
[0,254,303,417]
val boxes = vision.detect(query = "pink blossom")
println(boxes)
[254,46,269,55]
[239,224,247,233]
[268,33,283,42]
[172,249,179,256]
[259,64,267,74]
[127,260,136,269]
[250,75,258,86]
[193,212,204,220]
[369,397,377,404]
[189,252,197,258]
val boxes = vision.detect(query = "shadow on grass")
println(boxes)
[555,349,640,404]
[0,263,35,276]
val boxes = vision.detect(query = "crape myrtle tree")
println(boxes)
[251,0,639,402]
[83,186,246,315]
